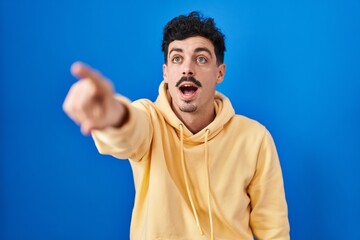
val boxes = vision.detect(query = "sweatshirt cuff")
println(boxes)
[91,95,136,157]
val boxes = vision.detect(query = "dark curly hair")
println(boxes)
[161,11,226,65]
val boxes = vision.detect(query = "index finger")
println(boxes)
[70,61,103,84]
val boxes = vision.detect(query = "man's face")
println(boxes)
[163,36,226,115]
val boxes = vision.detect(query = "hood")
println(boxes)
[155,81,235,142]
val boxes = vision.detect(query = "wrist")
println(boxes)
[112,101,129,128]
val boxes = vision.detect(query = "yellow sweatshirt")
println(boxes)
[92,82,290,240]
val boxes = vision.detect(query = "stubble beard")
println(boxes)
[179,101,197,113]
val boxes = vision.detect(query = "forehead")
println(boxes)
[168,36,215,54]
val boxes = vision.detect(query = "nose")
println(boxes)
[182,59,194,76]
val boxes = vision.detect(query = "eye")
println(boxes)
[196,56,207,64]
[172,56,182,63]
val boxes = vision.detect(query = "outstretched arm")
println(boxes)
[63,62,128,135]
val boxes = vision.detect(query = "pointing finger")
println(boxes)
[70,61,103,84]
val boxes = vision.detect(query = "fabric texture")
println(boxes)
[92,81,290,240]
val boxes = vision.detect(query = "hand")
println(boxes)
[63,62,127,135]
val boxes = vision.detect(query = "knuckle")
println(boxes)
[81,78,100,97]
[92,69,102,79]
[62,98,74,114]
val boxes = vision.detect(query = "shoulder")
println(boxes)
[230,114,266,133]
[131,98,158,113]
[131,98,168,124]
[222,114,272,145]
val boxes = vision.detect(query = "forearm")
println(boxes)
[92,96,153,161]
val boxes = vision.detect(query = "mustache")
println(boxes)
[175,76,202,88]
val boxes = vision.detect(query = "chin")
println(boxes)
[179,103,197,113]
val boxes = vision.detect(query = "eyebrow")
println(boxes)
[169,48,183,56]
[168,47,213,57]
[194,47,212,57]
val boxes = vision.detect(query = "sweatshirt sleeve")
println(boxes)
[248,129,290,240]
[91,95,153,161]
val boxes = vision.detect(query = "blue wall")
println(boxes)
[1,0,359,239]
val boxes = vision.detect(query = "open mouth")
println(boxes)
[179,84,198,96]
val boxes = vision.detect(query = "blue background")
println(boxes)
[1,0,359,239]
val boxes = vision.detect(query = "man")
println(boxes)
[63,11,290,240]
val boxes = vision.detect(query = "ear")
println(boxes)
[216,64,226,84]
[163,64,168,83]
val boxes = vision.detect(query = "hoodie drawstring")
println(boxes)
[179,124,203,236]
[179,124,214,240]
[204,129,214,240]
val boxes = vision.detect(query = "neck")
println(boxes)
[173,106,215,134]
